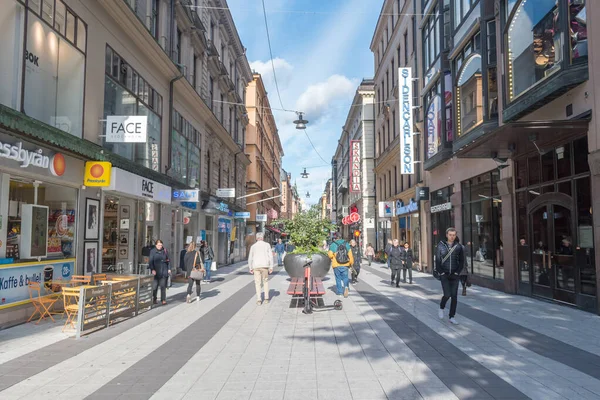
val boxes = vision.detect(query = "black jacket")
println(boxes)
[201,245,214,261]
[387,246,404,269]
[149,247,170,278]
[350,246,361,269]
[401,249,413,269]
[435,241,464,276]
[183,250,203,274]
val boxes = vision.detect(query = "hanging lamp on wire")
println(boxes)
[306,191,310,198]
[301,168,309,178]
[294,112,308,130]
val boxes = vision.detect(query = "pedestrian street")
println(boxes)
[2,261,600,400]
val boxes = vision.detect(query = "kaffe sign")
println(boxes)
[350,140,361,193]
[0,259,74,309]
[105,116,148,143]
[399,67,414,175]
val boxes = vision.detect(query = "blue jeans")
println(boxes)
[277,252,283,265]
[333,267,349,295]
[204,260,212,280]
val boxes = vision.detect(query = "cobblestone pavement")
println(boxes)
[2,260,600,400]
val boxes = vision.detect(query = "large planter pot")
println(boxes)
[284,253,331,278]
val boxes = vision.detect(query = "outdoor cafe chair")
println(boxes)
[70,275,91,286]
[27,282,59,324]
[62,287,82,332]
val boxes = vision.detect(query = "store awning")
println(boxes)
[265,226,282,234]
[455,117,591,159]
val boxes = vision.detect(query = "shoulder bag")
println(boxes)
[433,243,458,280]
[190,252,204,280]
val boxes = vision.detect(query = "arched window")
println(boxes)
[456,54,483,136]
[505,0,560,101]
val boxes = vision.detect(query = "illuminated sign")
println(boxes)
[399,67,414,175]
[84,161,111,187]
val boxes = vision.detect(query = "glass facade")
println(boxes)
[104,46,163,171]
[461,171,503,280]
[430,185,454,263]
[171,110,201,187]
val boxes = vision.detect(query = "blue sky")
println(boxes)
[227,0,382,205]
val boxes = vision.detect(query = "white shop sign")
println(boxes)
[216,188,236,198]
[256,214,268,222]
[105,168,171,204]
[430,202,452,214]
[399,67,414,175]
[105,116,148,143]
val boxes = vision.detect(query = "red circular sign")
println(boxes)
[350,212,360,223]
[342,216,348,225]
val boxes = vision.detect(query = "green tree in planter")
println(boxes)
[275,205,335,255]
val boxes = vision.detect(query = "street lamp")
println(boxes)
[294,112,308,130]
[306,191,311,198]
[301,168,309,178]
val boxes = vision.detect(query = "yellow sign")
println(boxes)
[84,161,112,187]
[230,226,237,241]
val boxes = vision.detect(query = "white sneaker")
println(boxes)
[438,309,444,319]
[196,296,200,302]
[186,294,191,303]
[449,318,459,325]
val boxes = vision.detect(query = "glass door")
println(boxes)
[529,203,576,304]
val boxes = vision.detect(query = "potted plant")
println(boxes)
[275,205,335,278]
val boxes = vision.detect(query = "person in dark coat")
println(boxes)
[401,242,413,284]
[350,239,361,284]
[184,242,205,303]
[387,239,404,287]
[149,239,170,305]
[200,241,215,283]
[385,239,393,269]
[435,228,465,324]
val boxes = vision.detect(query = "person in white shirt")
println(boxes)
[248,232,274,305]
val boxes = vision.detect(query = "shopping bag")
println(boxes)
[211,261,217,271]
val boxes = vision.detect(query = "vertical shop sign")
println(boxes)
[399,68,414,174]
[350,140,361,193]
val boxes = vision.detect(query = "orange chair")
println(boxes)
[62,287,82,331]
[92,273,108,285]
[27,282,59,324]
[70,275,91,286]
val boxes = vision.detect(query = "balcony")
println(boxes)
[179,0,207,36]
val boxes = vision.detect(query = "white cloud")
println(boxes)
[249,58,294,91]
[295,75,357,123]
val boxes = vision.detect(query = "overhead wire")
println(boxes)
[261,0,288,112]
[185,5,429,17]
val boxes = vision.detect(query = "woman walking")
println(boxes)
[149,240,170,305]
[184,242,205,303]
[387,239,404,287]
[401,242,413,284]
[436,228,465,324]
[365,243,375,266]
[200,240,215,283]
[350,239,361,284]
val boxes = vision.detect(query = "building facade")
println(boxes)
[370,0,425,261]
[333,81,376,252]
[245,73,284,245]
[0,0,252,327]
[417,0,598,313]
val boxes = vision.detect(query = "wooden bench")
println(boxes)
[287,277,325,296]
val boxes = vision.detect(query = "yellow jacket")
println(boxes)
[328,240,354,268]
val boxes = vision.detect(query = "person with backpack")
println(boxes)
[436,227,465,324]
[401,241,414,284]
[385,239,393,269]
[149,239,170,305]
[349,239,361,284]
[184,242,205,303]
[387,239,404,287]
[200,240,215,283]
[328,238,354,298]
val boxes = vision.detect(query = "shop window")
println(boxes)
[570,0,587,63]
[573,137,589,175]
[22,10,86,138]
[104,46,163,171]
[456,53,483,136]
[425,81,443,159]
[556,143,572,179]
[506,0,561,101]
[576,176,594,295]
[6,179,78,262]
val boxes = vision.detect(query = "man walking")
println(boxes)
[349,239,361,284]
[328,237,354,298]
[248,232,274,305]
[387,239,404,287]
[436,227,465,324]
[274,238,285,266]
[385,239,393,269]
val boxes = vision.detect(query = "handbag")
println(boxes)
[211,261,217,271]
[189,252,204,280]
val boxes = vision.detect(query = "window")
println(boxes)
[171,110,201,186]
[207,151,212,189]
[388,170,392,197]
[218,160,222,188]
[456,53,483,136]
[150,0,159,39]
[104,46,162,171]
[422,3,440,70]
[378,130,382,155]
[487,20,497,65]
[462,171,503,280]
[425,81,442,159]
[210,20,215,41]
[21,6,87,138]
[193,55,198,90]
[454,0,477,29]
[209,77,214,110]
[229,107,233,134]
[392,110,396,139]
[176,29,182,63]
[506,0,561,101]
[220,94,224,122]
[394,166,398,194]
[383,175,387,199]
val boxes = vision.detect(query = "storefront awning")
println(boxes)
[265,226,282,234]
[455,117,591,159]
